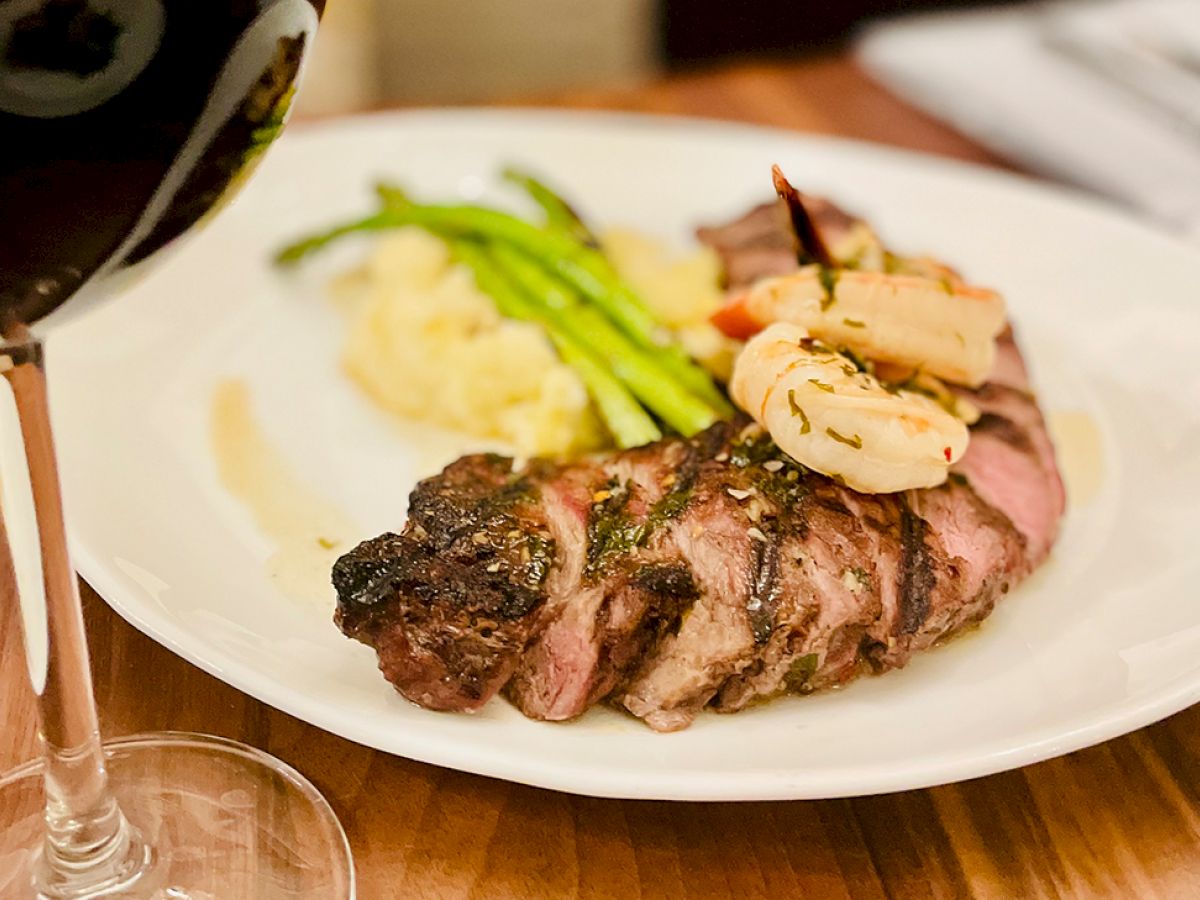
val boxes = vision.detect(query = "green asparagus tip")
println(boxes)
[274,240,314,266]
[374,182,411,209]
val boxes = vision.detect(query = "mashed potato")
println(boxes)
[336,225,736,455]
[339,228,603,456]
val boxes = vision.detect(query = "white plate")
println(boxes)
[49,110,1200,801]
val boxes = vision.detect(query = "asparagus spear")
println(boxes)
[487,243,719,436]
[545,333,663,448]
[566,246,734,416]
[499,171,734,415]
[278,197,663,444]
[275,210,397,265]
[501,166,597,247]
[273,183,412,264]
[452,241,663,448]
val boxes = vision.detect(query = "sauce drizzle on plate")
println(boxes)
[210,378,354,605]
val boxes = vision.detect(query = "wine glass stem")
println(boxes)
[1,329,147,894]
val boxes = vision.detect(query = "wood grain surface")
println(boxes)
[4,55,1199,899]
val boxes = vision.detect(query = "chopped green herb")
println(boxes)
[818,266,839,310]
[842,318,866,328]
[838,345,871,374]
[825,427,863,449]
[886,369,964,418]
[787,390,811,434]
[808,379,834,393]
[729,433,809,507]
[584,479,638,577]
[784,652,820,691]
[729,434,778,469]
[644,474,696,534]
[584,469,697,580]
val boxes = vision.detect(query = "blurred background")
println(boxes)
[298,0,1028,112]
[297,0,1200,235]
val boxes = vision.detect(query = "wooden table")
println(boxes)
[4,55,1198,898]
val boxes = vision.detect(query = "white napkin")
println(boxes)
[857,0,1200,239]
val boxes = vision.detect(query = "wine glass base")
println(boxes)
[0,732,354,899]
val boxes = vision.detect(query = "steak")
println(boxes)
[697,195,867,291]
[697,201,799,292]
[333,204,1066,731]
[333,454,556,711]
[335,342,1062,730]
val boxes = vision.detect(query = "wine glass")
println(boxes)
[0,1,354,896]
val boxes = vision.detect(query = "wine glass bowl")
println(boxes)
[0,0,323,326]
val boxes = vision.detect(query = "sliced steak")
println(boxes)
[504,439,699,721]
[954,332,1066,567]
[616,424,766,730]
[895,478,1026,652]
[697,201,798,291]
[713,463,891,711]
[713,446,1027,712]
[333,454,554,712]
[696,195,873,291]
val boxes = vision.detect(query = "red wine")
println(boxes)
[0,0,324,326]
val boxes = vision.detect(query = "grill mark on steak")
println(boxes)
[747,534,782,644]
[633,562,699,599]
[897,500,936,635]
[590,563,699,706]
[971,412,1034,453]
[616,422,773,731]
[886,478,1025,663]
[714,477,901,711]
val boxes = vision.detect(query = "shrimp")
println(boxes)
[871,361,981,425]
[729,322,969,494]
[711,264,1007,388]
